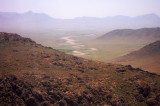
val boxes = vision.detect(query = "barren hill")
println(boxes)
[97,27,160,42]
[113,40,160,73]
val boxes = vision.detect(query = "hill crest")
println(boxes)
[0,32,35,43]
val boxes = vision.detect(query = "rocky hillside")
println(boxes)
[0,32,160,105]
[97,27,160,42]
[113,40,160,74]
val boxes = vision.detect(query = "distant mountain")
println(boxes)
[0,11,160,32]
[97,27,160,42]
[1,32,160,105]
[0,11,57,32]
[113,40,160,73]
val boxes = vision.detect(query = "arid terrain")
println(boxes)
[1,1,160,105]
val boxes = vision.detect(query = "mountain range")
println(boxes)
[0,32,160,105]
[0,11,160,32]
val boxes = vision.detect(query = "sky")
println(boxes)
[0,0,160,19]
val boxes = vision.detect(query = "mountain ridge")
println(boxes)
[1,11,159,19]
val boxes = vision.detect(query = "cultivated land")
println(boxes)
[1,32,160,105]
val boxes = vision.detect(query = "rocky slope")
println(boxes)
[0,32,160,105]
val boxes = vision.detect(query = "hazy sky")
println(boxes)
[0,0,160,19]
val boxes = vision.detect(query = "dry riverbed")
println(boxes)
[61,36,97,56]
